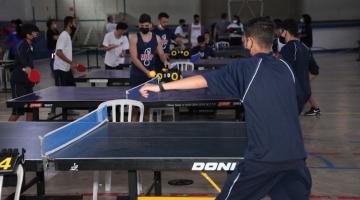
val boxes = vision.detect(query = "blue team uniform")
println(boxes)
[202,53,311,200]
[280,40,319,113]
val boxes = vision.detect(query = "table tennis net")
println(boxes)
[126,77,159,99]
[40,106,108,157]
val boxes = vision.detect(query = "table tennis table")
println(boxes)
[214,47,250,58]
[0,118,247,200]
[191,58,239,69]
[6,86,242,121]
[74,69,131,86]
[74,70,204,87]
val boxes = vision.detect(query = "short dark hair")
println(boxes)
[273,19,282,29]
[139,13,151,23]
[302,14,312,24]
[179,19,186,24]
[221,13,228,19]
[158,12,169,19]
[243,17,274,48]
[64,16,74,28]
[193,14,200,19]
[46,18,56,29]
[281,19,299,37]
[107,16,113,22]
[19,24,39,39]
[116,22,128,30]
[197,35,205,43]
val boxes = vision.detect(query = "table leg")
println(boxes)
[33,109,40,121]
[154,171,162,195]
[128,170,138,200]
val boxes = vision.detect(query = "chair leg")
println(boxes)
[0,175,3,199]
[93,171,99,200]
[14,165,24,200]
[156,110,162,122]
[137,171,143,195]
[105,171,112,192]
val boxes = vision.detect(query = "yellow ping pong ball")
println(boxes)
[149,70,156,78]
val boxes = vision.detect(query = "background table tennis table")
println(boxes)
[74,70,206,87]
[214,47,250,58]
[74,70,131,86]
[6,86,242,121]
[176,58,239,70]
[0,121,247,200]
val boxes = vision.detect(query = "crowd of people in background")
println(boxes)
[0,12,320,121]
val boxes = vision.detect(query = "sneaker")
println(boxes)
[304,107,320,116]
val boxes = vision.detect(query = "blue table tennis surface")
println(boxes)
[7,86,241,109]
[0,121,247,171]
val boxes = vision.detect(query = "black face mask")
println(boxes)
[140,27,150,34]
[279,36,286,44]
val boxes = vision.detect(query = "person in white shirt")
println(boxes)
[188,14,204,47]
[175,19,187,38]
[102,22,129,70]
[106,16,117,33]
[175,19,188,45]
[54,16,78,86]
[227,15,244,46]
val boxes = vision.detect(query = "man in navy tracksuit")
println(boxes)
[280,19,320,115]
[140,17,311,200]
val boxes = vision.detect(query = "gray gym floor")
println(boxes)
[1,52,360,199]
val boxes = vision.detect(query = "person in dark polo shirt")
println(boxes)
[140,17,311,200]
[8,24,40,121]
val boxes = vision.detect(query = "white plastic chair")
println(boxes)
[215,41,230,49]
[92,100,144,200]
[170,61,195,72]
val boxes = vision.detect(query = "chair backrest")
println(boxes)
[171,61,194,72]
[215,41,230,49]
[98,99,144,122]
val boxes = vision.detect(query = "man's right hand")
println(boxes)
[70,61,78,68]
[23,67,32,77]
[140,83,161,98]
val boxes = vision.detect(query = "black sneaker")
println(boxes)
[304,107,320,116]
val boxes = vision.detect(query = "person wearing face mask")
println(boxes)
[299,14,313,48]
[280,19,320,115]
[129,13,169,86]
[46,19,60,74]
[190,35,214,59]
[153,12,184,65]
[227,15,243,46]
[272,19,285,56]
[214,13,231,42]
[102,22,129,70]
[8,24,40,121]
[106,15,117,33]
[140,17,311,200]
[204,32,215,48]
[188,14,204,47]
[53,16,79,87]
[6,19,23,60]
[174,19,188,41]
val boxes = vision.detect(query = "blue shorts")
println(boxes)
[216,159,312,200]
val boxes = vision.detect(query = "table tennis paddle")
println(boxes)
[77,64,86,72]
[28,69,41,84]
